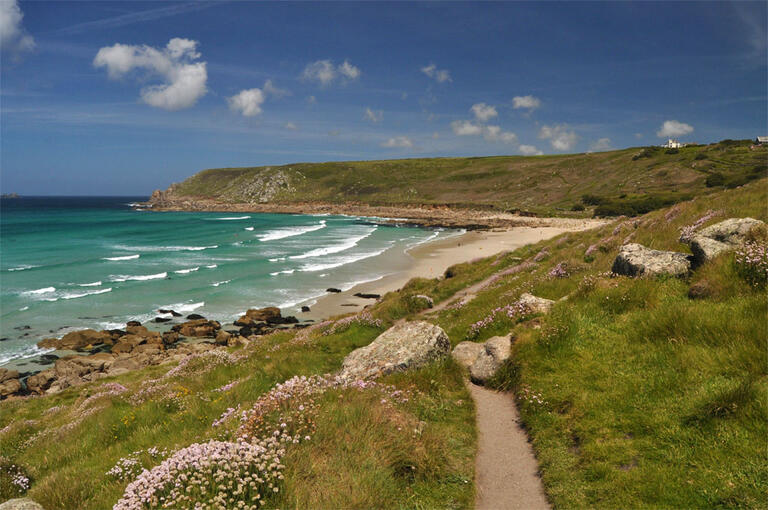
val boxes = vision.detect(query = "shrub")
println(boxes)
[694,153,708,160]
[581,194,604,206]
[571,203,585,211]
[665,148,679,155]
[706,172,725,187]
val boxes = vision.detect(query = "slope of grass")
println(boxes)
[169,140,766,216]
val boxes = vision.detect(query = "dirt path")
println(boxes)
[467,381,550,510]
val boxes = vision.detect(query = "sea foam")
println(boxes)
[111,272,168,282]
[258,221,326,242]
[290,226,376,260]
[62,287,112,300]
[103,254,140,261]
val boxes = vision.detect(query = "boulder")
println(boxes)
[108,357,141,375]
[413,295,434,308]
[301,306,311,313]
[126,325,150,336]
[153,317,172,323]
[470,335,513,384]
[339,321,450,380]
[172,319,221,337]
[451,341,486,369]
[158,308,182,317]
[354,293,381,299]
[215,329,232,345]
[688,218,765,266]
[162,331,180,345]
[0,498,46,510]
[110,341,134,354]
[326,288,342,293]
[0,377,21,398]
[126,320,142,327]
[611,243,691,278]
[517,293,555,314]
[26,370,56,394]
[235,307,281,326]
[36,329,111,351]
[0,367,19,383]
[186,313,205,320]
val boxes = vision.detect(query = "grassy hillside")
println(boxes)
[2,179,766,508]
[168,139,766,216]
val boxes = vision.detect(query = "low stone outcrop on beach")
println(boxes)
[235,307,282,326]
[611,243,691,277]
[687,217,765,266]
[171,319,222,338]
[339,321,450,381]
[517,293,555,314]
[37,329,112,351]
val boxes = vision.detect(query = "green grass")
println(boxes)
[166,139,766,216]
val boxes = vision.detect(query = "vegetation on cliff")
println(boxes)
[1,178,766,508]
[161,139,766,216]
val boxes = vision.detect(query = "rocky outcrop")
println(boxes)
[688,218,765,266]
[451,342,486,370]
[0,368,21,399]
[0,499,46,510]
[37,329,112,351]
[470,336,512,384]
[171,319,221,337]
[26,370,56,395]
[339,321,450,380]
[517,293,555,314]
[611,243,691,277]
[235,307,281,326]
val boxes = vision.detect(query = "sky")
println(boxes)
[1,1,766,195]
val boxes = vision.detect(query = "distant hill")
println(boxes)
[153,139,766,217]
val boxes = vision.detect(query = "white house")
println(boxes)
[756,136,768,145]
[661,138,684,149]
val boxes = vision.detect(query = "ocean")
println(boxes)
[0,197,457,366]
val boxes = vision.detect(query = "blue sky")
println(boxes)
[1,1,766,195]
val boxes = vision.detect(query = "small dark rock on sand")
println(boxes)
[301,306,311,312]
[326,288,342,293]
[354,293,380,299]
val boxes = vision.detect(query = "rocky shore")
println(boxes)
[141,188,596,231]
[0,306,315,400]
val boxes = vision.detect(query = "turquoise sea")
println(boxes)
[0,197,457,366]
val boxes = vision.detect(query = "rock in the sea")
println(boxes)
[0,498,46,510]
[36,329,112,351]
[451,341,486,370]
[326,287,342,293]
[688,217,765,266]
[158,308,183,317]
[611,243,691,278]
[301,305,311,313]
[470,335,512,384]
[126,320,142,327]
[153,316,172,323]
[186,313,205,320]
[339,321,450,381]
[517,293,555,314]
[172,319,221,337]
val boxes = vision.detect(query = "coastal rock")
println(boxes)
[451,341,486,369]
[235,307,281,326]
[611,243,691,278]
[517,293,555,314]
[36,329,112,351]
[126,325,150,336]
[470,335,512,384]
[0,369,21,398]
[688,218,765,266]
[172,319,221,337]
[301,306,311,312]
[26,370,56,394]
[186,314,205,320]
[108,357,141,376]
[354,293,381,299]
[215,330,232,345]
[0,367,19,383]
[153,317,172,323]
[326,288,342,293]
[0,498,46,510]
[158,308,182,317]
[339,321,450,381]
[126,320,142,327]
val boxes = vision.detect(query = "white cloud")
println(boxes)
[519,144,543,156]
[338,59,360,80]
[284,122,297,130]
[227,88,265,117]
[538,124,578,151]
[306,95,317,105]
[421,63,451,83]
[0,0,35,55]
[483,125,517,144]
[589,137,612,152]
[381,136,413,148]
[512,95,541,111]
[263,80,290,98]
[302,59,360,86]
[93,37,207,111]
[656,120,694,138]
[635,132,644,139]
[471,103,498,122]
[364,107,382,123]
[451,120,483,136]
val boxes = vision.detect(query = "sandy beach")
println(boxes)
[300,221,605,320]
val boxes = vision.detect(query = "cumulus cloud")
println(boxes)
[364,107,382,123]
[512,95,541,111]
[302,59,360,86]
[421,63,451,83]
[263,79,290,98]
[538,124,578,151]
[381,136,413,148]
[451,120,483,136]
[519,144,543,156]
[227,88,265,117]
[589,137,612,152]
[93,37,207,111]
[656,120,694,138]
[471,103,498,122]
[451,120,516,144]
[284,122,297,130]
[0,0,35,56]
